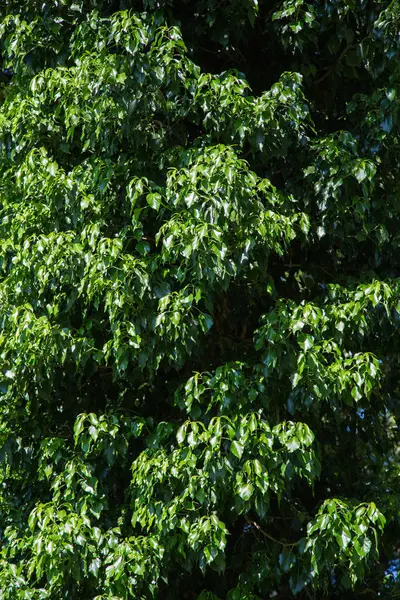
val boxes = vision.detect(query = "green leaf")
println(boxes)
[146,193,162,211]
[89,558,101,578]
[230,440,244,459]
[293,320,305,333]
[237,483,253,501]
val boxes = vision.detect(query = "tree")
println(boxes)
[0,0,400,597]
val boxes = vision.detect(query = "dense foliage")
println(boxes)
[1,0,400,598]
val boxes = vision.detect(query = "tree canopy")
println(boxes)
[0,0,400,598]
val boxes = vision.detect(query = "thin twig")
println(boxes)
[245,516,298,547]
[313,43,358,85]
